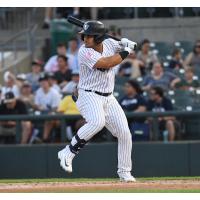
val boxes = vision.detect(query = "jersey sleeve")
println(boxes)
[78,46,102,70]
[108,39,123,53]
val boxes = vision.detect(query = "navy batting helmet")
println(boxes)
[79,21,107,44]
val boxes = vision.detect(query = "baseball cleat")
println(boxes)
[118,172,136,182]
[58,146,75,173]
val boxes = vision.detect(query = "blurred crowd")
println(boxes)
[0,26,200,144]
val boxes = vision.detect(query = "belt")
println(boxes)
[84,90,112,97]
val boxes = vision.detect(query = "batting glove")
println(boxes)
[124,47,134,54]
[120,38,137,51]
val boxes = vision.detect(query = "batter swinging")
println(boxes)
[58,20,137,182]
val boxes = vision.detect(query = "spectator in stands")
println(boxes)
[142,62,181,91]
[16,74,27,89]
[119,80,146,113]
[2,71,20,98]
[175,67,200,90]
[42,89,85,142]
[137,39,158,75]
[0,92,32,144]
[35,73,61,112]
[67,38,80,72]
[19,82,35,112]
[47,72,61,93]
[62,70,79,94]
[119,80,148,141]
[44,43,67,73]
[54,55,72,89]
[184,40,200,68]
[147,86,177,141]
[118,52,142,79]
[26,60,43,93]
[169,48,183,70]
[34,73,61,142]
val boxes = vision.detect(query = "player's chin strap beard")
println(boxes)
[69,135,87,154]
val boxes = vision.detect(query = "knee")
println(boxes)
[89,119,105,132]
[118,128,132,141]
[22,121,31,130]
[166,120,174,128]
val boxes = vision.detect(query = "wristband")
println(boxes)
[119,51,129,60]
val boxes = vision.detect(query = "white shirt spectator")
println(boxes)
[44,53,79,73]
[67,53,79,72]
[44,55,59,73]
[2,85,20,98]
[35,87,61,110]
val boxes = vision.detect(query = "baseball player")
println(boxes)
[58,20,137,182]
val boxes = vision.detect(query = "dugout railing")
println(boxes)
[1,110,200,143]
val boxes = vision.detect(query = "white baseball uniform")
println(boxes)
[70,38,133,174]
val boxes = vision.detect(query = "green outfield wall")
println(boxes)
[0,141,199,179]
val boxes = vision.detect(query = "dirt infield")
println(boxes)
[0,179,200,192]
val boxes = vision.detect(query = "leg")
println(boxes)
[21,121,32,144]
[58,91,105,172]
[43,120,58,142]
[166,120,176,141]
[105,96,133,177]
[70,91,105,152]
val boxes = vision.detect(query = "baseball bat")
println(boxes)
[67,16,121,41]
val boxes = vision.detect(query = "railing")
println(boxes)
[0,24,38,71]
[0,8,37,30]
[0,110,200,143]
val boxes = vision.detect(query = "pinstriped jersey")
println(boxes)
[78,39,122,93]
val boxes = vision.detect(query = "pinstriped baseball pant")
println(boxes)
[71,89,132,173]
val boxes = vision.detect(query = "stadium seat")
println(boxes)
[153,42,173,60]
[174,41,194,57]
[114,84,125,100]
[115,75,129,86]
[171,90,194,110]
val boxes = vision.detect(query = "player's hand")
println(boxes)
[124,47,134,54]
[120,38,137,50]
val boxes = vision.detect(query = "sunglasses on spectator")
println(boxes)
[195,45,200,48]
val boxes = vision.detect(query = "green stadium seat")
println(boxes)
[153,42,173,60]
[114,84,125,100]
[115,75,129,86]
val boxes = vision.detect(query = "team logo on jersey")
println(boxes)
[84,24,89,31]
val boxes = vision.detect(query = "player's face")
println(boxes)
[83,35,95,48]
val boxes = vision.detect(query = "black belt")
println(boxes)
[84,90,112,97]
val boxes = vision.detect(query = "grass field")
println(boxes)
[0,177,200,192]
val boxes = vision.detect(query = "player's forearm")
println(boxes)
[95,50,130,69]
[94,54,124,69]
